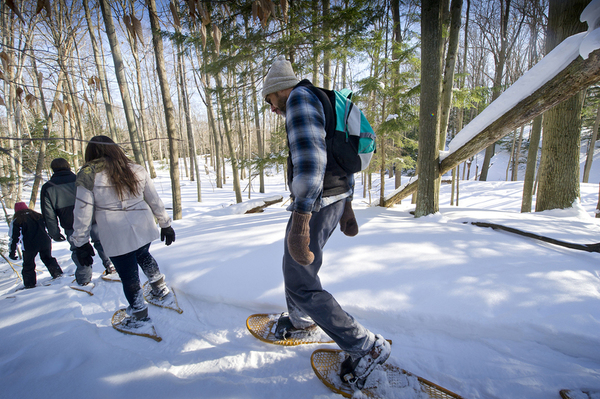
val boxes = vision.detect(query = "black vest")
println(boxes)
[287,79,351,200]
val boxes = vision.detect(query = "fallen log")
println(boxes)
[470,222,600,253]
[245,197,283,213]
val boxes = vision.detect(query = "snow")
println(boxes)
[1,3,600,397]
[0,151,598,399]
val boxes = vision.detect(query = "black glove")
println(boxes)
[53,234,66,242]
[74,242,95,266]
[161,227,176,246]
[9,252,18,261]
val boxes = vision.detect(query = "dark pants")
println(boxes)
[110,243,163,312]
[22,247,62,287]
[283,199,374,359]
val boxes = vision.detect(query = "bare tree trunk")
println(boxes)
[438,0,463,150]
[214,72,242,203]
[322,0,331,89]
[83,0,118,141]
[147,62,166,161]
[582,104,599,183]
[28,55,55,208]
[192,52,222,188]
[521,115,542,212]
[596,182,600,218]
[415,0,444,217]
[250,67,265,193]
[123,1,156,178]
[98,0,144,164]
[178,50,202,202]
[536,0,587,212]
[147,0,182,219]
[480,0,516,181]
[512,125,524,181]
[1,12,20,207]
[506,129,516,181]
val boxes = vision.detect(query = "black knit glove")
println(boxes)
[9,252,18,261]
[339,200,359,237]
[161,227,176,246]
[74,242,95,266]
[52,234,66,242]
[287,211,314,266]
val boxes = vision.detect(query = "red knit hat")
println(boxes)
[14,202,28,212]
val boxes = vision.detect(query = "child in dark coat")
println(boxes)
[9,202,63,288]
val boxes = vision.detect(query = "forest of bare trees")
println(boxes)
[0,0,598,221]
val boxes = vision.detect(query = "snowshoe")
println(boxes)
[111,308,161,342]
[69,279,95,296]
[246,313,333,346]
[142,281,182,314]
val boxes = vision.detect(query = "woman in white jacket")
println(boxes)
[70,135,176,324]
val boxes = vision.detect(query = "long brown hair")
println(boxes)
[85,135,141,199]
[13,209,42,225]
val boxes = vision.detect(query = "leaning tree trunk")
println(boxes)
[384,44,600,208]
[98,0,144,164]
[147,0,182,220]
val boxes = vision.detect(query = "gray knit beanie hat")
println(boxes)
[262,56,299,99]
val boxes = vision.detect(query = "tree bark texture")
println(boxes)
[535,0,588,212]
[415,0,445,217]
[83,0,119,141]
[521,115,542,212]
[147,0,182,220]
[98,0,144,164]
[582,104,599,183]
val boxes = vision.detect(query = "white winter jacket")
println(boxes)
[70,162,172,257]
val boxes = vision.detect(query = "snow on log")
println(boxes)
[382,47,600,208]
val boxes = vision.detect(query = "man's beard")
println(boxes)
[276,95,287,115]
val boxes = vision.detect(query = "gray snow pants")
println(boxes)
[67,224,113,285]
[283,199,375,359]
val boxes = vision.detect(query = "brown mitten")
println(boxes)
[339,200,359,237]
[287,211,314,266]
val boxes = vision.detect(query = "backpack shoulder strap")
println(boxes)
[294,80,335,138]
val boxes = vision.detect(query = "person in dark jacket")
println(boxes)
[9,202,63,288]
[262,56,390,390]
[41,158,115,286]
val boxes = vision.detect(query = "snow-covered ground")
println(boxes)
[0,147,598,399]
